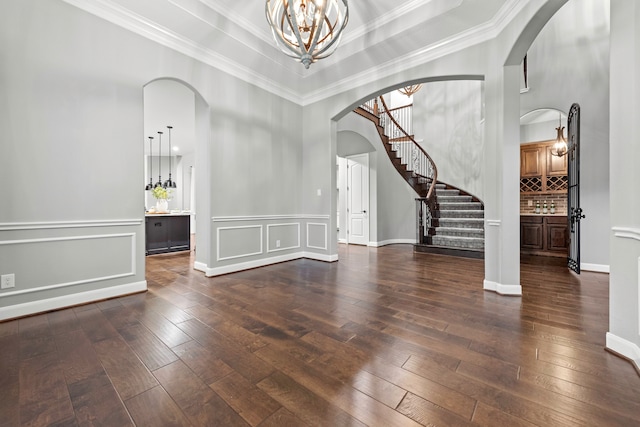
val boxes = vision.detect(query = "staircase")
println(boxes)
[355,97,484,258]
[427,184,484,257]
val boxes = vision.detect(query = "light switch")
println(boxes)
[317,189,322,196]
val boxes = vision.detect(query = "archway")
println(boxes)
[143,78,211,270]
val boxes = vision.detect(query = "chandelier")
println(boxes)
[266,0,349,69]
[398,84,423,97]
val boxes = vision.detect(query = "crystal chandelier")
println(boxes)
[266,0,349,69]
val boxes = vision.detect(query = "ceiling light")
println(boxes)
[266,0,349,69]
[398,84,423,97]
[551,114,569,157]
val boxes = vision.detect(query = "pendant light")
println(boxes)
[163,125,177,189]
[551,113,568,157]
[144,136,154,190]
[154,131,163,188]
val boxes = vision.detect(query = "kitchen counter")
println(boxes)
[520,213,566,217]
[145,212,191,217]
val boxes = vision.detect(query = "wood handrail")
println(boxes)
[377,96,438,200]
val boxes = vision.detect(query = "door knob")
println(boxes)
[363,210,367,213]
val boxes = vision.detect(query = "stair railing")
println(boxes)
[377,96,438,201]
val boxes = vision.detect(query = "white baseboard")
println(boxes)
[338,238,347,244]
[581,263,610,273]
[483,279,522,296]
[606,332,640,372]
[369,239,416,247]
[0,280,147,321]
[201,251,338,277]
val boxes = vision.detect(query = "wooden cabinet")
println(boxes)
[521,146,543,177]
[520,216,543,250]
[520,215,568,257]
[146,214,190,255]
[520,141,568,193]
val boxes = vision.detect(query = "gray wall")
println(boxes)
[0,0,308,318]
[607,0,640,368]
[337,113,416,246]
[520,0,610,269]
[414,80,485,200]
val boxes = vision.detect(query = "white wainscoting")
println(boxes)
[0,219,145,321]
[216,225,263,261]
[307,223,328,250]
[201,215,334,277]
[266,223,301,253]
[0,233,136,298]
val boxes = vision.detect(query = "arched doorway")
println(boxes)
[143,78,211,269]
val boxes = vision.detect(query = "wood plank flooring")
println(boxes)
[1,244,638,426]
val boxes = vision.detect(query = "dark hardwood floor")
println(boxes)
[1,244,638,426]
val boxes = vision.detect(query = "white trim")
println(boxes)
[216,225,263,262]
[369,239,416,247]
[60,0,525,106]
[60,0,301,104]
[0,232,135,247]
[338,238,348,244]
[212,214,330,222]
[580,263,610,274]
[0,219,142,231]
[307,223,328,250]
[193,261,208,273]
[606,333,640,373]
[266,223,301,253]
[304,252,338,263]
[0,233,137,297]
[613,227,640,242]
[202,251,338,277]
[0,280,147,321]
[483,279,522,296]
[485,219,502,227]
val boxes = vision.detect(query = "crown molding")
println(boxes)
[300,0,528,105]
[61,0,527,106]
[61,0,303,104]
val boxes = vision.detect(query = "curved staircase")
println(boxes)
[355,96,484,259]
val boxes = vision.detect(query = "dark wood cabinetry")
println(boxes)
[520,215,568,257]
[145,214,190,255]
[520,141,568,193]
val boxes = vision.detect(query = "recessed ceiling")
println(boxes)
[62,0,522,104]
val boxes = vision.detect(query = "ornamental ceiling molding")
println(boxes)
[61,0,527,106]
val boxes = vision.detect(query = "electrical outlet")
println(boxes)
[528,200,533,206]
[1,274,15,289]
[276,240,281,248]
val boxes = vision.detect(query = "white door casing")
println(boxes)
[347,154,369,245]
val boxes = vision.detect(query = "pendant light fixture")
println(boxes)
[551,113,568,157]
[154,131,163,188]
[145,136,154,190]
[266,0,349,69]
[163,125,177,189]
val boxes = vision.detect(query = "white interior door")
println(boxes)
[347,154,369,245]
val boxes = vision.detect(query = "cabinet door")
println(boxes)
[146,218,170,255]
[169,215,190,251]
[521,147,542,177]
[546,219,568,252]
[546,146,568,176]
[521,223,543,249]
